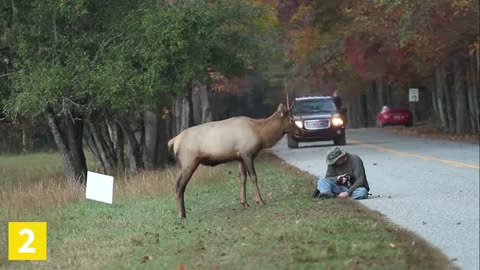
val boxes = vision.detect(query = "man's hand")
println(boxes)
[338,192,349,198]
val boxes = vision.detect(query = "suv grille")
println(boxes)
[304,119,330,130]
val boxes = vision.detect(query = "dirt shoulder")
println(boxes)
[381,123,479,144]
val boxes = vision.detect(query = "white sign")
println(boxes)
[86,171,114,204]
[409,88,419,102]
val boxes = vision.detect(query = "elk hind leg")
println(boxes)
[243,156,265,205]
[176,161,199,218]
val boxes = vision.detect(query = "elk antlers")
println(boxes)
[285,83,295,110]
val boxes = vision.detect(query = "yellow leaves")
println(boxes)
[289,27,337,65]
[250,0,279,30]
[290,3,314,26]
[208,71,250,94]
[451,0,471,10]
[451,0,475,16]
[468,40,479,55]
[161,107,171,119]
[290,27,319,64]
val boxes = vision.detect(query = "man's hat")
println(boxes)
[326,146,346,165]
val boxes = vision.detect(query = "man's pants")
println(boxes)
[317,178,368,200]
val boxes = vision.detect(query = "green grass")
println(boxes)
[0,154,454,270]
[0,151,97,185]
[0,152,63,184]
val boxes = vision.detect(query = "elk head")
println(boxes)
[280,86,303,137]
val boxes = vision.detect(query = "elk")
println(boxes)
[168,98,301,218]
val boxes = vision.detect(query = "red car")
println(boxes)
[376,106,413,127]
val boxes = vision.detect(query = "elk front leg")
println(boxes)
[176,162,199,218]
[243,156,265,205]
[238,161,249,208]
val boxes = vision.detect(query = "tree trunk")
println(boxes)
[475,48,480,132]
[365,82,378,126]
[347,94,367,128]
[186,81,195,128]
[84,119,125,174]
[444,61,456,133]
[375,78,385,108]
[435,64,448,129]
[144,111,159,169]
[467,56,479,133]
[173,96,190,134]
[84,124,105,173]
[192,80,212,125]
[430,80,439,125]
[384,83,392,106]
[86,121,114,175]
[46,110,87,183]
[109,121,125,172]
[21,124,27,153]
[346,96,357,128]
[63,110,87,182]
[453,54,468,134]
[156,116,169,165]
[118,117,144,173]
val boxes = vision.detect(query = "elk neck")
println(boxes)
[255,111,285,148]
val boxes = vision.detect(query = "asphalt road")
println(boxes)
[272,128,480,270]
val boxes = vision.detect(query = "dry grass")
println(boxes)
[0,179,84,211]
[0,164,228,212]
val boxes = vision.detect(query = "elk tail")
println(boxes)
[168,136,177,153]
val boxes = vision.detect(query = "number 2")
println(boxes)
[18,229,36,253]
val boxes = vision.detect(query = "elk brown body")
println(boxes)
[168,103,301,218]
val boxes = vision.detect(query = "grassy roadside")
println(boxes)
[0,153,456,270]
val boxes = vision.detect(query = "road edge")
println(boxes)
[263,150,460,270]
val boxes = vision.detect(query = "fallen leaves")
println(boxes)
[140,255,151,263]
[386,125,479,144]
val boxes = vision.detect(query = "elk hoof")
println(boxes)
[256,200,265,205]
[242,202,250,208]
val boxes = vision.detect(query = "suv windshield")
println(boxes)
[292,99,337,115]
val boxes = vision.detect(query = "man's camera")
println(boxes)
[337,174,353,187]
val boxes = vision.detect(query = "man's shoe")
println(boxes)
[318,192,336,199]
[312,189,320,198]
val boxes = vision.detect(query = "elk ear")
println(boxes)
[277,104,287,116]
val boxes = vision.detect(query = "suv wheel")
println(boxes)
[334,133,346,146]
[287,135,299,148]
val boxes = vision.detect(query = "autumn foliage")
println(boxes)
[269,0,479,133]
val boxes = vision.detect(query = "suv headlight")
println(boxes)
[295,120,303,128]
[331,115,344,126]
